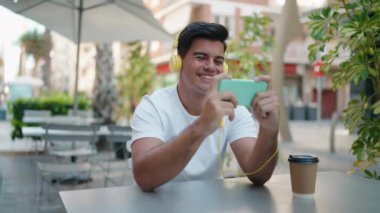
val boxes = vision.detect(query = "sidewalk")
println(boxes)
[277,120,355,174]
[0,121,45,153]
[223,120,356,176]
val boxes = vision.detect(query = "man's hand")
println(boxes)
[251,76,280,134]
[198,73,237,134]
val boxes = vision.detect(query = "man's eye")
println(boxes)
[196,55,206,60]
[215,60,224,65]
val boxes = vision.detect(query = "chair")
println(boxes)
[68,109,93,118]
[22,109,51,124]
[24,109,51,117]
[36,123,100,207]
[103,124,133,187]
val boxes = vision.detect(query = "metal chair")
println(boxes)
[22,109,51,124]
[103,124,133,187]
[36,123,100,208]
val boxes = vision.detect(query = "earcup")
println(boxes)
[169,55,182,72]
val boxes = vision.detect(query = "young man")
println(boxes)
[130,22,280,191]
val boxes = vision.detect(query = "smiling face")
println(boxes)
[178,38,226,97]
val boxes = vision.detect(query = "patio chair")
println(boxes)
[36,123,100,207]
[22,109,51,124]
[103,124,133,187]
[68,109,93,118]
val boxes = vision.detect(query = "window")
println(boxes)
[213,14,235,38]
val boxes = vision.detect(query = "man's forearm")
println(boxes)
[133,119,210,191]
[244,127,278,185]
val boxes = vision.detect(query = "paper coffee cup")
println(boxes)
[288,155,319,198]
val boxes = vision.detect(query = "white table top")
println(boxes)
[23,116,103,125]
[22,126,111,137]
[59,172,380,213]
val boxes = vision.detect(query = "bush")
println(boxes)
[9,94,91,140]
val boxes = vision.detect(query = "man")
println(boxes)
[130,22,280,192]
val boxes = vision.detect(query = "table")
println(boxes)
[22,126,111,137]
[23,116,103,125]
[59,172,380,213]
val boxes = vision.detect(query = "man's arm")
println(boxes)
[230,129,278,185]
[231,75,280,185]
[132,118,210,192]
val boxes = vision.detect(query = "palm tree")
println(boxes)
[93,42,118,124]
[18,29,45,77]
[41,29,52,88]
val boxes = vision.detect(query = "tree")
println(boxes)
[227,12,296,142]
[18,29,45,77]
[227,13,274,78]
[115,42,156,122]
[93,43,118,124]
[308,0,380,179]
[41,29,52,88]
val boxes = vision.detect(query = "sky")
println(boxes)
[0,6,44,82]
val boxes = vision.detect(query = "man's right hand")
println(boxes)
[198,73,238,134]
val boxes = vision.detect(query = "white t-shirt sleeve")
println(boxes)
[130,95,165,144]
[226,106,259,144]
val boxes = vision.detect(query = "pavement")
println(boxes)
[0,119,358,212]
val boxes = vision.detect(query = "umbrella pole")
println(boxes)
[73,0,83,116]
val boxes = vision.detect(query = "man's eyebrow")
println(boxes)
[193,52,207,56]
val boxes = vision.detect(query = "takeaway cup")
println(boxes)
[288,155,319,198]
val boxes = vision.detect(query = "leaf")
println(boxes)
[373,101,380,115]
[359,69,369,80]
[364,169,374,178]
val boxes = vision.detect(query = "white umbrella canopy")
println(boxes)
[0,0,171,42]
[0,0,171,113]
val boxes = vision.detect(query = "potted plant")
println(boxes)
[307,0,380,179]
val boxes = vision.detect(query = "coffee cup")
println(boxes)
[288,155,319,198]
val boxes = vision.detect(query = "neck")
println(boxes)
[177,83,205,116]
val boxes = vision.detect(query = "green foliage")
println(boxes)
[115,42,156,120]
[307,0,380,179]
[19,29,45,62]
[9,94,91,140]
[227,13,274,78]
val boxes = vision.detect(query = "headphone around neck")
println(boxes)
[169,34,229,73]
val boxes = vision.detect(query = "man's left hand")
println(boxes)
[251,76,280,134]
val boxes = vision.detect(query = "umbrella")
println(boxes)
[0,0,171,113]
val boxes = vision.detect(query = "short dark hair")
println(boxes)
[177,21,229,58]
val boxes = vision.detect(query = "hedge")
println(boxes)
[9,94,91,140]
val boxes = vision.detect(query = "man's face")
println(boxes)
[180,38,225,96]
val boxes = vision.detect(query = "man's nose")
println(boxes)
[204,59,217,71]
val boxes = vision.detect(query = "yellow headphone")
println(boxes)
[169,34,229,73]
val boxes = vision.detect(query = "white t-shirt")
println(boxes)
[130,86,259,182]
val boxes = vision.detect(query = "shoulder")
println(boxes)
[138,87,176,107]
[133,86,178,118]
[145,86,176,103]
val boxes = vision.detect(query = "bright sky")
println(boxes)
[0,6,44,82]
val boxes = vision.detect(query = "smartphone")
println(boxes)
[218,79,268,107]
